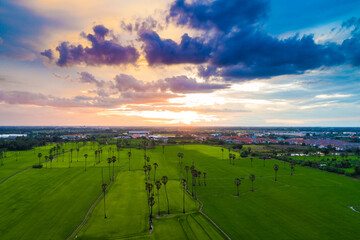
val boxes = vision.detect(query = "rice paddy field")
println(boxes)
[0,143,360,239]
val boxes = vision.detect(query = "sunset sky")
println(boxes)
[1,0,360,126]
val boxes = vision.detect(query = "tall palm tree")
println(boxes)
[107,158,112,181]
[234,178,242,196]
[84,154,88,171]
[249,174,255,192]
[203,172,207,186]
[153,163,158,182]
[181,178,186,213]
[62,149,64,162]
[155,180,162,216]
[221,148,224,161]
[70,148,73,163]
[49,155,53,169]
[274,164,279,181]
[37,153,42,165]
[232,154,236,165]
[250,157,253,168]
[148,196,155,229]
[185,166,190,186]
[128,151,131,171]
[290,163,295,175]
[44,155,48,168]
[76,148,79,162]
[112,156,116,181]
[102,183,107,218]
[177,152,181,164]
[191,169,197,198]
[229,153,232,164]
[147,165,152,180]
[143,165,148,179]
[161,176,170,214]
[162,145,165,155]
[197,171,202,186]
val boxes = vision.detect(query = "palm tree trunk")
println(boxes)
[183,187,185,213]
[102,168,103,184]
[128,157,130,171]
[153,169,156,182]
[108,163,111,181]
[157,189,160,216]
[165,186,170,214]
[104,190,107,219]
[112,162,115,181]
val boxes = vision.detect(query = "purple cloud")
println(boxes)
[48,25,139,67]
[139,30,211,65]
[40,49,53,60]
[114,73,228,93]
[168,0,269,32]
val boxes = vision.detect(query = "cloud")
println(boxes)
[315,94,353,99]
[40,49,53,60]
[48,25,139,67]
[168,0,269,32]
[121,16,163,33]
[78,72,105,88]
[134,0,360,81]
[114,73,229,93]
[139,30,211,65]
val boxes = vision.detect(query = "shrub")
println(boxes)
[32,164,43,169]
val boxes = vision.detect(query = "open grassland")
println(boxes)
[0,143,359,239]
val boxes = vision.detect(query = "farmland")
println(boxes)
[0,143,360,239]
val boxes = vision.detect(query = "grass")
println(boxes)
[1,143,360,239]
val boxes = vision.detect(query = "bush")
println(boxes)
[32,164,43,169]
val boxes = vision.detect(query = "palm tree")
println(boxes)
[274,164,279,181]
[197,171,201,186]
[37,153,42,165]
[290,163,295,175]
[147,165,152,180]
[232,154,236,165]
[155,180,162,216]
[229,153,232,164]
[203,172,207,186]
[249,174,255,192]
[128,151,131,171]
[185,166,190,186]
[162,145,165,155]
[250,157,253,168]
[44,155,48,168]
[143,165,148,179]
[148,196,155,229]
[107,158,112,181]
[153,163,158,182]
[181,178,186,213]
[161,176,170,214]
[191,169,197,198]
[84,154,88,171]
[76,148,79,162]
[62,149,64,162]
[112,156,116,180]
[102,183,107,218]
[177,152,181,164]
[49,155,53,168]
[221,148,224,161]
[234,178,242,196]
[70,149,73,163]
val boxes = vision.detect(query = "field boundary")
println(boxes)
[186,188,232,240]
[350,206,360,213]
[66,172,115,240]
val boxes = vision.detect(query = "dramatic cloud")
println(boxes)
[121,16,163,33]
[47,25,140,66]
[168,0,269,32]
[136,0,360,81]
[114,74,229,93]
[139,30,211,65]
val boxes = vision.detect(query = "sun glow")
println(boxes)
[99,109,219,125]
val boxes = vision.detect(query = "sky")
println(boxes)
[0,0,360,127]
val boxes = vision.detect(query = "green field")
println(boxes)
[0,143,359,239]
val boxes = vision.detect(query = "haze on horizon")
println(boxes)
[1,0,360,127]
